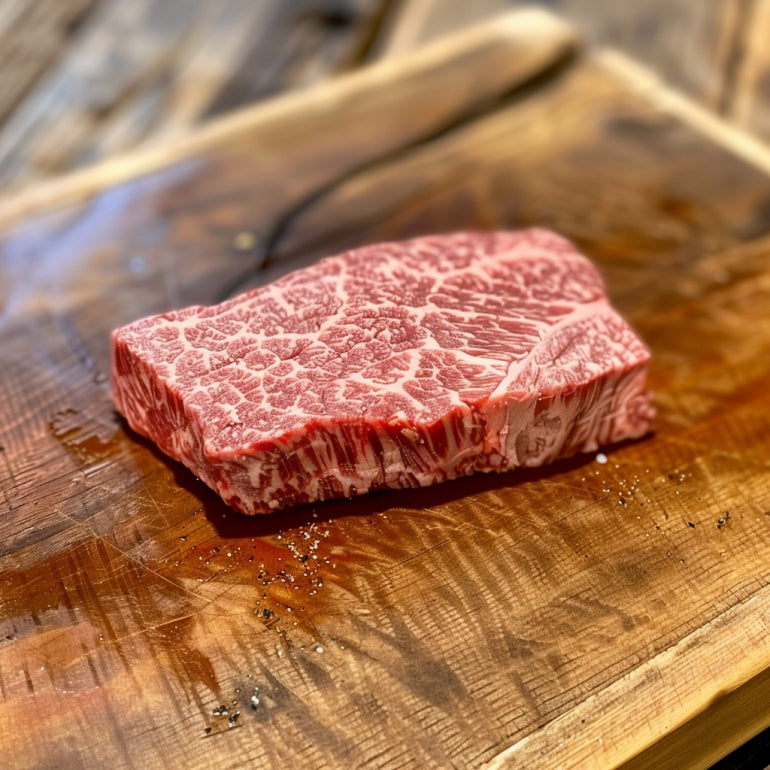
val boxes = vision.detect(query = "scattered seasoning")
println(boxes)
[717,512,731,530]
[595,453,608,465]
[687,522,696,529]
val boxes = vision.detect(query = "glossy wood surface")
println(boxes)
[1,10,770,769]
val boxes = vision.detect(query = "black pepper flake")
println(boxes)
[687,521,696,529]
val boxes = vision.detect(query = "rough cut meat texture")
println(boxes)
[111,229,655,515]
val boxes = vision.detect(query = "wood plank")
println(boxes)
[546,0,741,111]
[374,0,732,103]
[2,0,768,198]
[2,9,770,768]
[0,0,98,123]
[595,49,770,177]
[0,7,576,228]
[728,0,770,141]
[0,0,386,192]
[371,0,515,58]
[375,0,770,147]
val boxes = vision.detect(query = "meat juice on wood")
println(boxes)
[111,229,655,514]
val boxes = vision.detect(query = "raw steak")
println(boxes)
[111,229,654,514]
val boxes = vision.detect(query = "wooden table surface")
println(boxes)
[3,5,770,769]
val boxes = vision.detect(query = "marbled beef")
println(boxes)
[111,229,654,514]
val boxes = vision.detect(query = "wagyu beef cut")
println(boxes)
[111,229,654,515]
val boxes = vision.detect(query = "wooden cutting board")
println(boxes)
[2,9,770,768]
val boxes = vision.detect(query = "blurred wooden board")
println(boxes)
[0,0,388,192]
[2,8,770,769]
[378,0,770,147]
[2,0,770,197]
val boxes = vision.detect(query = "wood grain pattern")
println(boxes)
[2,0,770,196]
[0,0,386,191]
[728,0,770,140]
[0,0,98,123]
[371,0,514,58]
[2,9,770,769]
[0,7,576,229]
[377,0,770,146]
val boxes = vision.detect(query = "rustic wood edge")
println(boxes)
[483,577,770,769]
[0,5,575,231]
[597,48,770,177]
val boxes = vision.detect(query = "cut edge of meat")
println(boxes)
[112,327,653,515]
[111,229,655,515]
